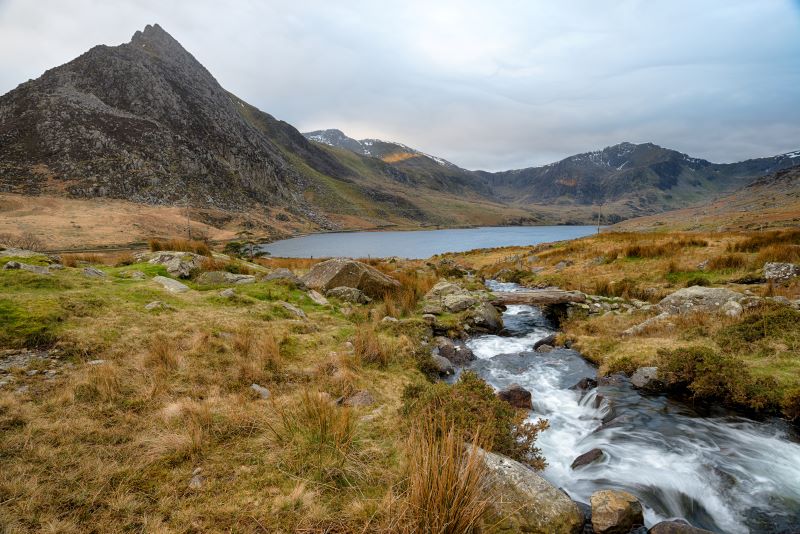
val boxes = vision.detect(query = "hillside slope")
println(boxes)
[613,164,800,231]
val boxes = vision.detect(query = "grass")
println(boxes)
[148,238,211,256]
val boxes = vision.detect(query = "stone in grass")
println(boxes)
[144,301,172,311]
[3,261,50,275]
[83,267,106,277]
[153,275,190,293]
[343,390,375,407]
[307,290,329,306]
[431,354,455,376]
[250,383,270,399]
[278,301,306,319]
[219,288,236,298]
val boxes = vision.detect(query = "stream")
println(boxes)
[464,281,800,533]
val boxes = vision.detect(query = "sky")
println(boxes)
[1,0,799,170]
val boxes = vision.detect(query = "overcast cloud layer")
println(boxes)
[1,0,799,170]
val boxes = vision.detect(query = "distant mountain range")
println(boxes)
[304,129,800,223]
[1,23,797,236]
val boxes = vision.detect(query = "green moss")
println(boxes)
[0,298,64,348]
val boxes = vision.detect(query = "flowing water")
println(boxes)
[465,281,800,533]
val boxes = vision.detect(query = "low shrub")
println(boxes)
[755,244,800,264]
[401,371,548,469]
[657,346,780,412]
[715,305,800,354]
[730,229,800,253]
[707,253,747,271]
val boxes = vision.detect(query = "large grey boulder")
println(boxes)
[465,302,504,334]
[590,489,644,534]
[301,258,400,298]
[325,286,371,304]
[278,301,307,319]
[658,286,745,315]
[442,293,476,312]
[764,262,800,282]
[83,267,106,278]
[195,270,255,285]
[149,251,204,278]
[424,280,468,300]
[480,449,583,533]
[153,275,190,293]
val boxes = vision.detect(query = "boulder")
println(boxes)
[442,293,476,312]
[3,261,50,275]
[424,280,468,300]
[430,354,455,376]
[83,267,106,278]
[148,252,204,278]
[127,270,147,280]
[570,448,604,469]
[263,268,305,287]
[219,288,236,298]
[763,262,800,282]
[658,286,745,315]
[622,312,670,336]
[497,383,533,410]
[480,448,583,534]
[144,301,171,311]
[301,258,400,298]
[153,275,190,293]
[536,344,554,353]
[307,290,329,306]
[533,333,557,350]
[421,301,445,315]
[325,286,371,304]
[195,271,255,285]
[465,302,504,334]
[648,520,714,534]
[433,337,475,365]
[630,367,665,392]
[278,301,307,319]
[721,300,743,317]
[342,389,375,407]
[589,490,644,534]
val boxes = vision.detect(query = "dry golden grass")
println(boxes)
[62,251,136,267]
[255,256,321,271]
[387,420,492,534]
[149,237,211,256]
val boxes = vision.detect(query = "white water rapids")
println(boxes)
[464,282,800,533]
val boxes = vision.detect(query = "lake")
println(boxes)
[259,225,598,259]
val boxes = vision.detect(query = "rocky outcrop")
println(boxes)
[301,258,400,298]
[658,286,746,315]
[278,301,306,319]
[764,262,799,282]
[2,261,50,275]
[195,270,255,285]
[148,252,204,278]
[325,286,371,304]
[480,448,583,533]
[589,490,644,534]
[533,333,557,350]
[432,337,475,366]
[497,383,533,410]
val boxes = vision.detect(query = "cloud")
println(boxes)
[1,0,798,169]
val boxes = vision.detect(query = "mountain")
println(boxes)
[304,131,800,222]
[304,129,493,196]
[613,164,800,231]
[0,24,530,236]
[1,24,797,243]
[481,142,800,221]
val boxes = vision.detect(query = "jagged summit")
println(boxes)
[129,23,190,59]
